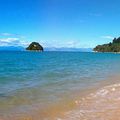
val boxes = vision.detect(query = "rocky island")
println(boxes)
[26,42,43,51]
[94,37,120,52]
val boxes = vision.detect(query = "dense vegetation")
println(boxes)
[93,37,120,52]
[26,42,43,51]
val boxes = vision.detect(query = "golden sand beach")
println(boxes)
[2,83,120,120]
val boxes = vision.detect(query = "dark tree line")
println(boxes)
[93,37,120,52]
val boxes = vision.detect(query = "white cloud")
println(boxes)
[40,40,91,48]
[0,32,30,46]
[40,40,78,48]
[0,38,19,42]
[0,37,29,46]
[101,36,114,39]
[0,33,13,36]
[0,32,29,47]
[0,33,25,39]
[0,33,92,48]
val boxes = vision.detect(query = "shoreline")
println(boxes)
[1,74,120,120]
[62,84,120,120]
[94,51,120,54]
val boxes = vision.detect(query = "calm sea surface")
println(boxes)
[0,51,120,119]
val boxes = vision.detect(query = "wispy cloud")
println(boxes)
[40,40,91,48]
[0,33,25,38]
[0,33,13,36]
[0,33,29,46]
[0,37,29,46]
[40,40,79,48]
[101,36,114,39]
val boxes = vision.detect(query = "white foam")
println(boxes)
[111,87,116,91]
[62,83,120,120]
[96,89,109,96]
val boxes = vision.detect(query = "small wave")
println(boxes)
[59,83,120,120]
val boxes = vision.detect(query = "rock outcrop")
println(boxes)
[26,42,43,51]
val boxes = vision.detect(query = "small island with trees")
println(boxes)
[26,42,44,51]
[93,37,120,52]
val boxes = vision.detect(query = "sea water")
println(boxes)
[0,51,120,119]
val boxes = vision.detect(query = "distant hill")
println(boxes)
[94,37,120,52]
[0,46,92,52]
[0,46,24,51]
[44,47,92,52]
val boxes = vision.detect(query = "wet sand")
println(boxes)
[62,83,120,120]
[1,75,120,120]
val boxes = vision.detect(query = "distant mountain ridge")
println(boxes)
[44,47,93,52]
[0,46,93,52]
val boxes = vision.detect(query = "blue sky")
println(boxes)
[0,0,120,48]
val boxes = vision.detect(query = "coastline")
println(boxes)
[94,51,120,54]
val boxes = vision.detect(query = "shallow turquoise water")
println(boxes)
[0,51,120,116]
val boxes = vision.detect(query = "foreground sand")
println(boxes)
[1,80,120,120]
[61,83,120,120]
